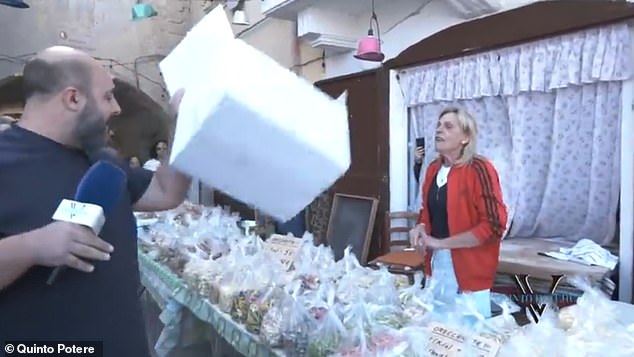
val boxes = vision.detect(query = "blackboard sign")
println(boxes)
[326,193,378,264]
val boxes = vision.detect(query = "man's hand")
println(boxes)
[170,89,185,115]
[25,221,113,273]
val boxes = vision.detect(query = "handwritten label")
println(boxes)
[263,234,302,270]
[426,322,500,357]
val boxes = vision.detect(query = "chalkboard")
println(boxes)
[326,193,378,264]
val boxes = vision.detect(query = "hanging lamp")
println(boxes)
[0,0,29,8]
[132,0,157,21]
[354,0,384,62]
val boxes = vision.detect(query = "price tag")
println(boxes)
[263,234,302,270]
[426,322,500,357]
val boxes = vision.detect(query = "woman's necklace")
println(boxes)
[436,165,451,188]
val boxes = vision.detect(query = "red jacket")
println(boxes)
[419,157,507,292]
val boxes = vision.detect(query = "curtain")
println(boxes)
[507,83,622,244]
[401,23,631,244]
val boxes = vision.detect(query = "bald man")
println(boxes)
[0,47,191,356]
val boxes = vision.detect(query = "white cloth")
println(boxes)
[431,249,492,319]
[542,238,618,270]
[143,158,161,172]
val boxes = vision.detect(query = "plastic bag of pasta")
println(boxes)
[307,304,346,357]
[369,326,409,357]
[332,314,372,357]
[365,303,407,330]
[215,247,252,313]
[245,284,283,335]
[230,250,282,323]
[364,266,400,306]
[261,280,302,347]
[280,295,313,357]
[306,283,346,357]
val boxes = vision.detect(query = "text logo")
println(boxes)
[512,274,565,323]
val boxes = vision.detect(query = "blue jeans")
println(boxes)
[431,249,492,319]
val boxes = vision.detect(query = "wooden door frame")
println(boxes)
[314,69,391,258]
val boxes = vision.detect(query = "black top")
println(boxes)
[427,175,450,239]
[0,126,153,356]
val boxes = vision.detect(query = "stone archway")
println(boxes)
[0,74,170,164]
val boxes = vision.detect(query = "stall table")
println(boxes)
[138,250,282,357]
[498,238,612,282]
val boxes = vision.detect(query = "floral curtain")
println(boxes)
[400,23,631,244]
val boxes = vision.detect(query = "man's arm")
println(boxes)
[0,234,35,291]
[132,165,191,212]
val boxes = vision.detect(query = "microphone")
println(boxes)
[46,161,127,285]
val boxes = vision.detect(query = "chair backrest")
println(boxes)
[384,211,419,248]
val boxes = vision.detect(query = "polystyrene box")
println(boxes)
[160,8,350,221]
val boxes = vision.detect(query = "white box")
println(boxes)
[159,7,350,221]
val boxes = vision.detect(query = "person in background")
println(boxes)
[0,115,16,132]
[413,138,425,183]
[129,155,141,168]
[409,107,507,319]
[275,209,307,238]
[144,139,168,172]
[0,46,191,356]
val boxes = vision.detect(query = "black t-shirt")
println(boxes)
[0,126,153,356]
[427,178,450,239]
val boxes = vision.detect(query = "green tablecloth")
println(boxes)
[138,251,282,357]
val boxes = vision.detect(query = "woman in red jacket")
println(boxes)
[409,107,507,318]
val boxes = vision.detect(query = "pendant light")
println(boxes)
[0,0,29,8]
[132,0,157,21]
[354,0,385,62]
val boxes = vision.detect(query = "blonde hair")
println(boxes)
[437,107,478,166]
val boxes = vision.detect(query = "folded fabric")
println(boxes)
[542,239,618,270]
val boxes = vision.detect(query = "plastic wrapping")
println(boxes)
[306,284,346,357]
[245,284,283,334]
[498,276,634,357]
[333,312,370,357]
[352,266,400,308]
[261,281,302,347]
[141,202,634,357]
[280,291,312,356]
[230,251,283,324]
[369,326,409,357]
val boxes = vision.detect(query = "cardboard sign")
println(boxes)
[426,322,501,357]
[263,234,302,270]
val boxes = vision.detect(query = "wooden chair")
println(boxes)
[384,211,419,250]
[369,211,423,284]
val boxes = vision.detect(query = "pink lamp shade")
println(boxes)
[354,30,385,62]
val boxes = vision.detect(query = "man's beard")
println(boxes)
[73,97,108,156]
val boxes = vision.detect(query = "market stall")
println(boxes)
[138,203,634,357]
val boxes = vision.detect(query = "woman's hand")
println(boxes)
[409,224,426,249]
[423,235,444,250]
